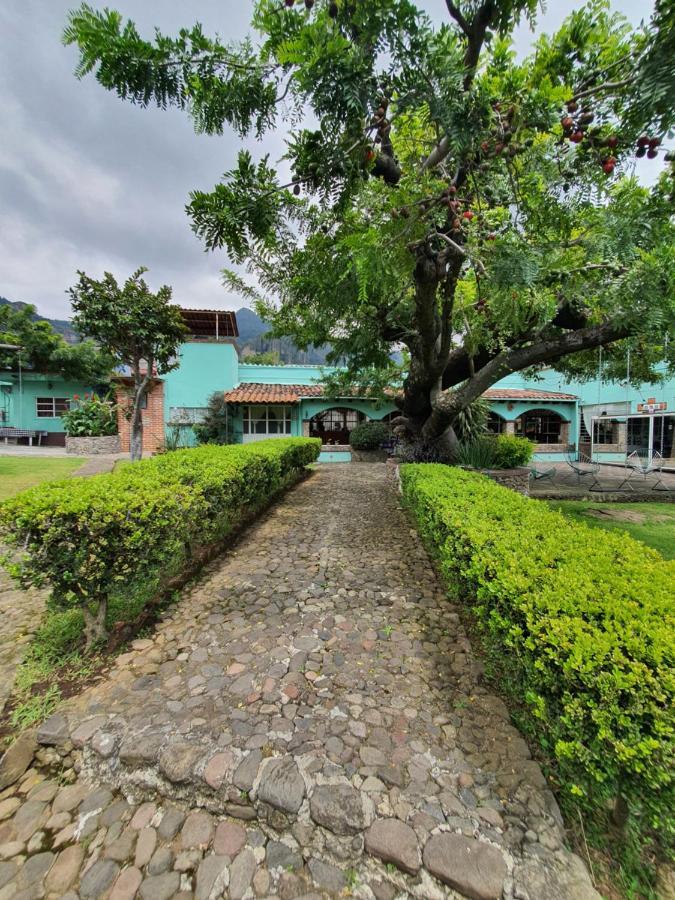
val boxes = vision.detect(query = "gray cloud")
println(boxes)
[0,0,656,319]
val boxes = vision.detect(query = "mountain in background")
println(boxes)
[0,295,332,364]
[0,296,79,342]
[235,307,334,365]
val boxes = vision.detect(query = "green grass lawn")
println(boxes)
[0,456,86,501]
[547,499,675,559]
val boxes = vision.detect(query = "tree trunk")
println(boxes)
[130,403,144,462]
[130,366,150,462]
[82,598,108,652]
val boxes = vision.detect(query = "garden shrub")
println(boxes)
[493,433,533,468]
[349,420,389,450]
[62,393,117,437]
[0,438,320,650]
[454,434,533,469]
[400,463,674,866]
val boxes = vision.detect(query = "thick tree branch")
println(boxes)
[424,319,633,441]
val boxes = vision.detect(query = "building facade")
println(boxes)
[3,307,673,464]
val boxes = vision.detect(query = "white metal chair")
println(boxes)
[564,450,601,489]
[619,450,670,491]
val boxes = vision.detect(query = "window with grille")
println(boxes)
[36,397,70,418]
[242,405,292,435]
[514,410,563,443]
[593,420,618,444]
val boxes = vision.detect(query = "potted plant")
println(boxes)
[349,420,390,462]
[63,393,120,455]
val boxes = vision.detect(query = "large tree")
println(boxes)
[64,0,675,456]
[68,268,186,460]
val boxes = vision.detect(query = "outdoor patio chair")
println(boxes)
[529,464,556,483]
[564,450,601,489]
[618,450,671,492]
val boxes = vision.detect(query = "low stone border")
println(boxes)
[66,435,121,456]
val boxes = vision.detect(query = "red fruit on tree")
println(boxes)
[293,183,301,195]
[451,217,461,230]
[637,135,650,147]
[648,137,661,149]
[480,140,490,153]
[602,159,616,174]
[570,131,584,143]
[462,210,475,221]
[636,146,647,158]
[647,148,658,159]
[606,135,618,149]
[566,100,578,112]
[561,116,574,130]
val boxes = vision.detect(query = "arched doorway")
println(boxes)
[309,407,365,445]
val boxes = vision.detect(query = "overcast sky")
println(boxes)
[0,0,655,319]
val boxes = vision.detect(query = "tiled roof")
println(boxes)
[223,383,325,403]
[222,383,577,404]
[484,388,577,401]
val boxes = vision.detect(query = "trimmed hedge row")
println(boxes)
[0,438,320,648]
[400,463,674,855]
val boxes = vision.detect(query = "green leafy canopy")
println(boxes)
[64,0,675,442]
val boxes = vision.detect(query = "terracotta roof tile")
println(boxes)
[223,383,324,404]
[483,388,577,401]
[222,383,577,405]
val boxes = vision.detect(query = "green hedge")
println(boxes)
[350,421,390,450]
[0,438,320,649]
[400,463,674,860]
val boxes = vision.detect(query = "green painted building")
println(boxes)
[3,306,673,464]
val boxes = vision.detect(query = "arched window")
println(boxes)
[486,412,506,434]
[309,407,365,444]
[514,409,564,444]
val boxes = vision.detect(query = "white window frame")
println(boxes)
[36,397,70,418]
[242,405,293,442]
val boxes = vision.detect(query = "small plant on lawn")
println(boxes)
[62,392,118,437]
[10,685,61,730]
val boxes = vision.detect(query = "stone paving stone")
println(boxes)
[195,854,230,900]
[365,818,421,874]
[213,820,246,858]
[257,756,305,814]
[423,833,507,900]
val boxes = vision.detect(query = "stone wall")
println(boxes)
[483,466,530,495]
[65,434,121,456]
[350,448,388,462]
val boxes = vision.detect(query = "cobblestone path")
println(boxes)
[0,565,45,714]
[0,465,599,899]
